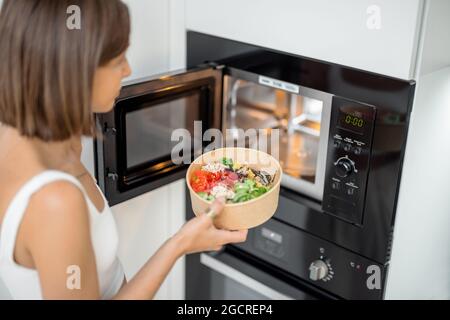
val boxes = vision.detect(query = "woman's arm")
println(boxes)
[113,199,248,300]
[25,183,245,299]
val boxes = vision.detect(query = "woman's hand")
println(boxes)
[174,197,248,255]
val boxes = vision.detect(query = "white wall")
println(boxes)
[385,66,450,299]
[385,0,450,299]
[186,0,423,80]
[418,0,450,76]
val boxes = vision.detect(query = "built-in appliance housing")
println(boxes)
[95,32,415,299]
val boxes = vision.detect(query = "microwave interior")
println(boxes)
[222,74,332,201]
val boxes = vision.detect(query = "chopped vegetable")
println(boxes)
[197,192,215,201]
[190,157,275,204]
[221,157,234,169]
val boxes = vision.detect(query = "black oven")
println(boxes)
[186,248,332,300]
[186,189,384,300]
[94,32,416,299]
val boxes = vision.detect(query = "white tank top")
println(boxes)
[0,170,125,299]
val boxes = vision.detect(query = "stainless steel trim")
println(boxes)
[121,68,189,87]
[200,253,293,300]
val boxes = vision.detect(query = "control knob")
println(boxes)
[334,157,355,178]
[309,260,329,281]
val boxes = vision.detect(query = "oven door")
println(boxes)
[186,248,335,300]
[95,66,222,205]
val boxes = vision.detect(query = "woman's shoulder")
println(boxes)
[4,176,91,270]
[30,178,87,211]
[20,179,91,247]
[9,171,87,230]
[27,178,89,223]
[0,166,82,221]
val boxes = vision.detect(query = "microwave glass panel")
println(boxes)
[224,77,324,183]
[125,92,201,169]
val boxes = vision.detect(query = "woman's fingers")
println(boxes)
[216,229,248,244]
[205,196,226,219]
[197,197,248,248]
[200,196,226,223]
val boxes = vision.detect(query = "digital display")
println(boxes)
[344,114,364,128]
[338,105,369,135]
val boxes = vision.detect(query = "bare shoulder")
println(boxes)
[29,180,88,217]
[21,180,91,243]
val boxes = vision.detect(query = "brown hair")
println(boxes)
[0,0,130,141]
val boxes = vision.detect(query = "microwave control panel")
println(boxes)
[322,97,376,225]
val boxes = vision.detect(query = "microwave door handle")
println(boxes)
[200,253,293,300]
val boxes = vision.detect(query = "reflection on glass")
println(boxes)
[210,269,270,300]
[126,93,200,169]
[225,77,323,182]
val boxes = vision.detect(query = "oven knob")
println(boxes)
[309,260,329,281]
[335,158,354,178]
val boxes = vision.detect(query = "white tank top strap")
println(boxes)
[0,170,85,263]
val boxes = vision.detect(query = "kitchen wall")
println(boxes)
[385,0,450,299]
[385,66,450,299]
[185,0,424,80]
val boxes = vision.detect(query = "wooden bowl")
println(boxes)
[186,147,282,230]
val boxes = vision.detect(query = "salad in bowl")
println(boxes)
[190,157,276,204]
[186,148,282,230]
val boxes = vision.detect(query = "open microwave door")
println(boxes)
[95,66,223,205]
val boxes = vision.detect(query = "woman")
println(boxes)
[0,0,247,299]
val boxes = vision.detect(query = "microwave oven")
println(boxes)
[94,31,415,265]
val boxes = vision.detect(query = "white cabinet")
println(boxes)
[123,0,186,79]
[384,66,450,299]
[186,0,423,80]
[384,0,450,299]
[123,0,169,80]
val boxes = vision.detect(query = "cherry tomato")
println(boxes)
[208,171,222,183]
[191,170,223,192]
[190,170,209,192]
